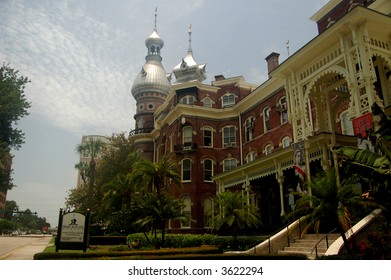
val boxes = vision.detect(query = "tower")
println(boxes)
[131,8,171,134]
[172,25,206,84]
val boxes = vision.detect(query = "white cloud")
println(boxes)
[0,0,139,135]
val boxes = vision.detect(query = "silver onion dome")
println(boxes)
[131,10,171,99]
[131,60,172,98]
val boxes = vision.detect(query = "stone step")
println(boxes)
[278,233,341,258]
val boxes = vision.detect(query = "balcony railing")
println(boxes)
[129,127,154,136]
[174,143,197,153]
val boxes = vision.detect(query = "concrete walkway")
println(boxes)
[0,236,52,260]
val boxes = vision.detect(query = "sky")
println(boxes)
[0,0,329,227]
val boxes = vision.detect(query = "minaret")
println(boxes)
[131,8,171,134]
[172,25,206,84]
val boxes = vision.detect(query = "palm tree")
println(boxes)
[128,154,183,248]
[75,137,106,211]
[289,169,379,254]
[211,191,261,247]
[101,174,140,215]
[333,103,391,221]
[128,154,181,195]
[135,192,187,248]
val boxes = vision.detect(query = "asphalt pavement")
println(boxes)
[0,235,52,260]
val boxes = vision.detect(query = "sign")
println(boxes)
[60,212,86,243]
[352,112,373,138]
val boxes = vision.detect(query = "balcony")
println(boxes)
[174,143,197,153]
[129,127,154,136]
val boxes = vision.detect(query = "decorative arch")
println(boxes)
[302,66,352,136]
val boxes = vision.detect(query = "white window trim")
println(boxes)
[181,158,191,182]
[222,93,235,108]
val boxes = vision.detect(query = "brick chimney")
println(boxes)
[265,52,280,78]
[214,74,225,81]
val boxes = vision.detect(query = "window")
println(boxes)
[183,126,192,146]
[278,97,288,124]
[203,127,212,147]
[204,159,213,181]
[203,97,212,108]
[222,93,235,107]
[341,111,354,135]
[223,158,237,172]
[204,197,213,228]
[282,137,290,148]
[265,144,273,155]
[245,117,255,142]
[182,159,191,181]
[263,107,271,132]
[169,134,174,153]
[181,197,191,228]
[223,126,236,147]
[180,95,195,105]
[246,151,256,163]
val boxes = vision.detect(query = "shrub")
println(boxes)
[126,233,265,250]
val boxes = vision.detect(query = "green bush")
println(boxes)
[126,233,265,250]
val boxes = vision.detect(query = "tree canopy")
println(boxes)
[0,63,31,191]
[0,63,31,150]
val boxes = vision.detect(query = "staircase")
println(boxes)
[278,233,340,259]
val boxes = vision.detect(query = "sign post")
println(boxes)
[55,209,90,252]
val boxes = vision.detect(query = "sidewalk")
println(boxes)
[0,236,52,260]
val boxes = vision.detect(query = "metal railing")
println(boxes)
[252,216,307,254]
[310,228,337,259]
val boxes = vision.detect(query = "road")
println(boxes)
[0,235,52,260]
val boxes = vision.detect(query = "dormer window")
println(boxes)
[222,93,235,108]
[180,95,195,105]
[202,97,212,108]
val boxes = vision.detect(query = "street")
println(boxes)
[0,235,52,260]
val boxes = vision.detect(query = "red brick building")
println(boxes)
[129,0,391,234]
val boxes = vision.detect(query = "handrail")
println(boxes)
[310,228,337,258]
[309,209,368,258]
[262,216,306,254]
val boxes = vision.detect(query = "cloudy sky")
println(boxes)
[1,0,328,226]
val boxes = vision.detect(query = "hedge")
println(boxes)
[126,233,266,250]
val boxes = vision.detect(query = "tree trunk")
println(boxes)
[88,158,96,211]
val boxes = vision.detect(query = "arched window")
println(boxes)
[246,151,256,163]
[181,197,191,228]
[263,107,271,132]
[245,117,255,142]
[282,136,291,148]
[204,159,213,181]
[265,144,273,155]
[277,97,288,124]
[203,197,213,228]
[223,158,237,172]
[202,97,212,108]
[180,95,195,105]
[222,93,235,108]
[182,159,191,181]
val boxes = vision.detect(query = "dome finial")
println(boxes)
[188,24,192,53]
[154,7,158,31]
